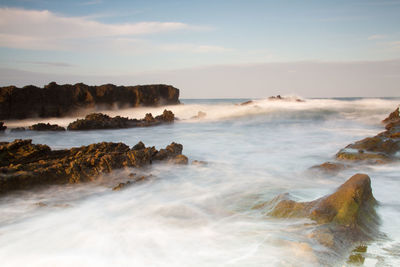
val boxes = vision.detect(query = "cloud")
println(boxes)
[18,61,75,67]
[367,34,386,40]
[160,44,233,53]
[0,8,193,50]
[388,41,400,49]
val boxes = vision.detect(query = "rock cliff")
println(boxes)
[0,82,180,119]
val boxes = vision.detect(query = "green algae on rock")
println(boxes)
[268,173,376,227]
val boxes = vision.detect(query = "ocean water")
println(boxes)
[1,97,400,267]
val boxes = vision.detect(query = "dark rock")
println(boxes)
[0,139,187,195]
[112,181,132,191]
[29,123,65,131]
[10,127,26,132]
[67,110,175,130]
[155,109,175,122]
[0,122,6,131]
[268,95,305,102]
[0,82,180,120]
[239,100,254,106]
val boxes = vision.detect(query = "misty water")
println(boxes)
[1,98,400,266]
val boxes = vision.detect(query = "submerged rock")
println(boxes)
[0,82,180,120]
[311,162,346,174]
[29,123,66,131]
[67,109,175,130]
[268,95,305,102]
[0,139,187,195]
[191,111,207,119]
[10,127,26,132]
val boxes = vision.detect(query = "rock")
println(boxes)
[335,108,400,164]
[191,111,207,119]
[268,95,305,102]
[192,160,208,166]
[112,181,132,191]
[0,82,180,120]
[155,109,175,122]
[311,162,346,174]
[382,107,399,124]
[0,139,187,195]
[264,174,380,261]
[269,174,376,226]
[0,122,6,131]
[239,100,254,106]
[10,127,26,132]
[29,123,65,131]
[67,110,175,130]
[171,154,189,165]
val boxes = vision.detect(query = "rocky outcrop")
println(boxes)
[0,122,6,131]
[336,108,400,164]
[67,109,175,130]
[0,82,180,120]
[264,174,380,260]
[269,174,376,226]
[382,106,399,124]
[0,139,187,195]
[29,123,66,131]
[268,95,304,102]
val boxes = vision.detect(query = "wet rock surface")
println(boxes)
[335,107,400,164]
[0,82,180,120]
[29,123,66,131]
[264,174,380,263]
[67,109,175,130]
[269,174,376,226]
[0,139,187,195]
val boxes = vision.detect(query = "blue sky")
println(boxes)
[0,0,400,97]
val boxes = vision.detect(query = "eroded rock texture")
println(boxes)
[0,139,187,194]
[0,82,180,119]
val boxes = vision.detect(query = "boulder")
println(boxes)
[0,139,188,195]
[0,82,180,120]
[311,162,346,174]
[67,110,175,130]
[264,174,380,261]
[29,123,65,131]
[269,174,376,227]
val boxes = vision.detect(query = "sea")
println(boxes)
[0,97,400,267]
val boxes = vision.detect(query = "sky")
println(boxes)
[0,0,399,98]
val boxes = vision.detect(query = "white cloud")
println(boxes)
[0,8,192,50]
[367,34,387,40]
[388,41,400,49]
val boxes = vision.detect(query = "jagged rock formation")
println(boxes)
[336,107,400,163]
[29,123,66,131]
[0,82,180,120]
[0,139,187,195]
[67,110,175,130]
